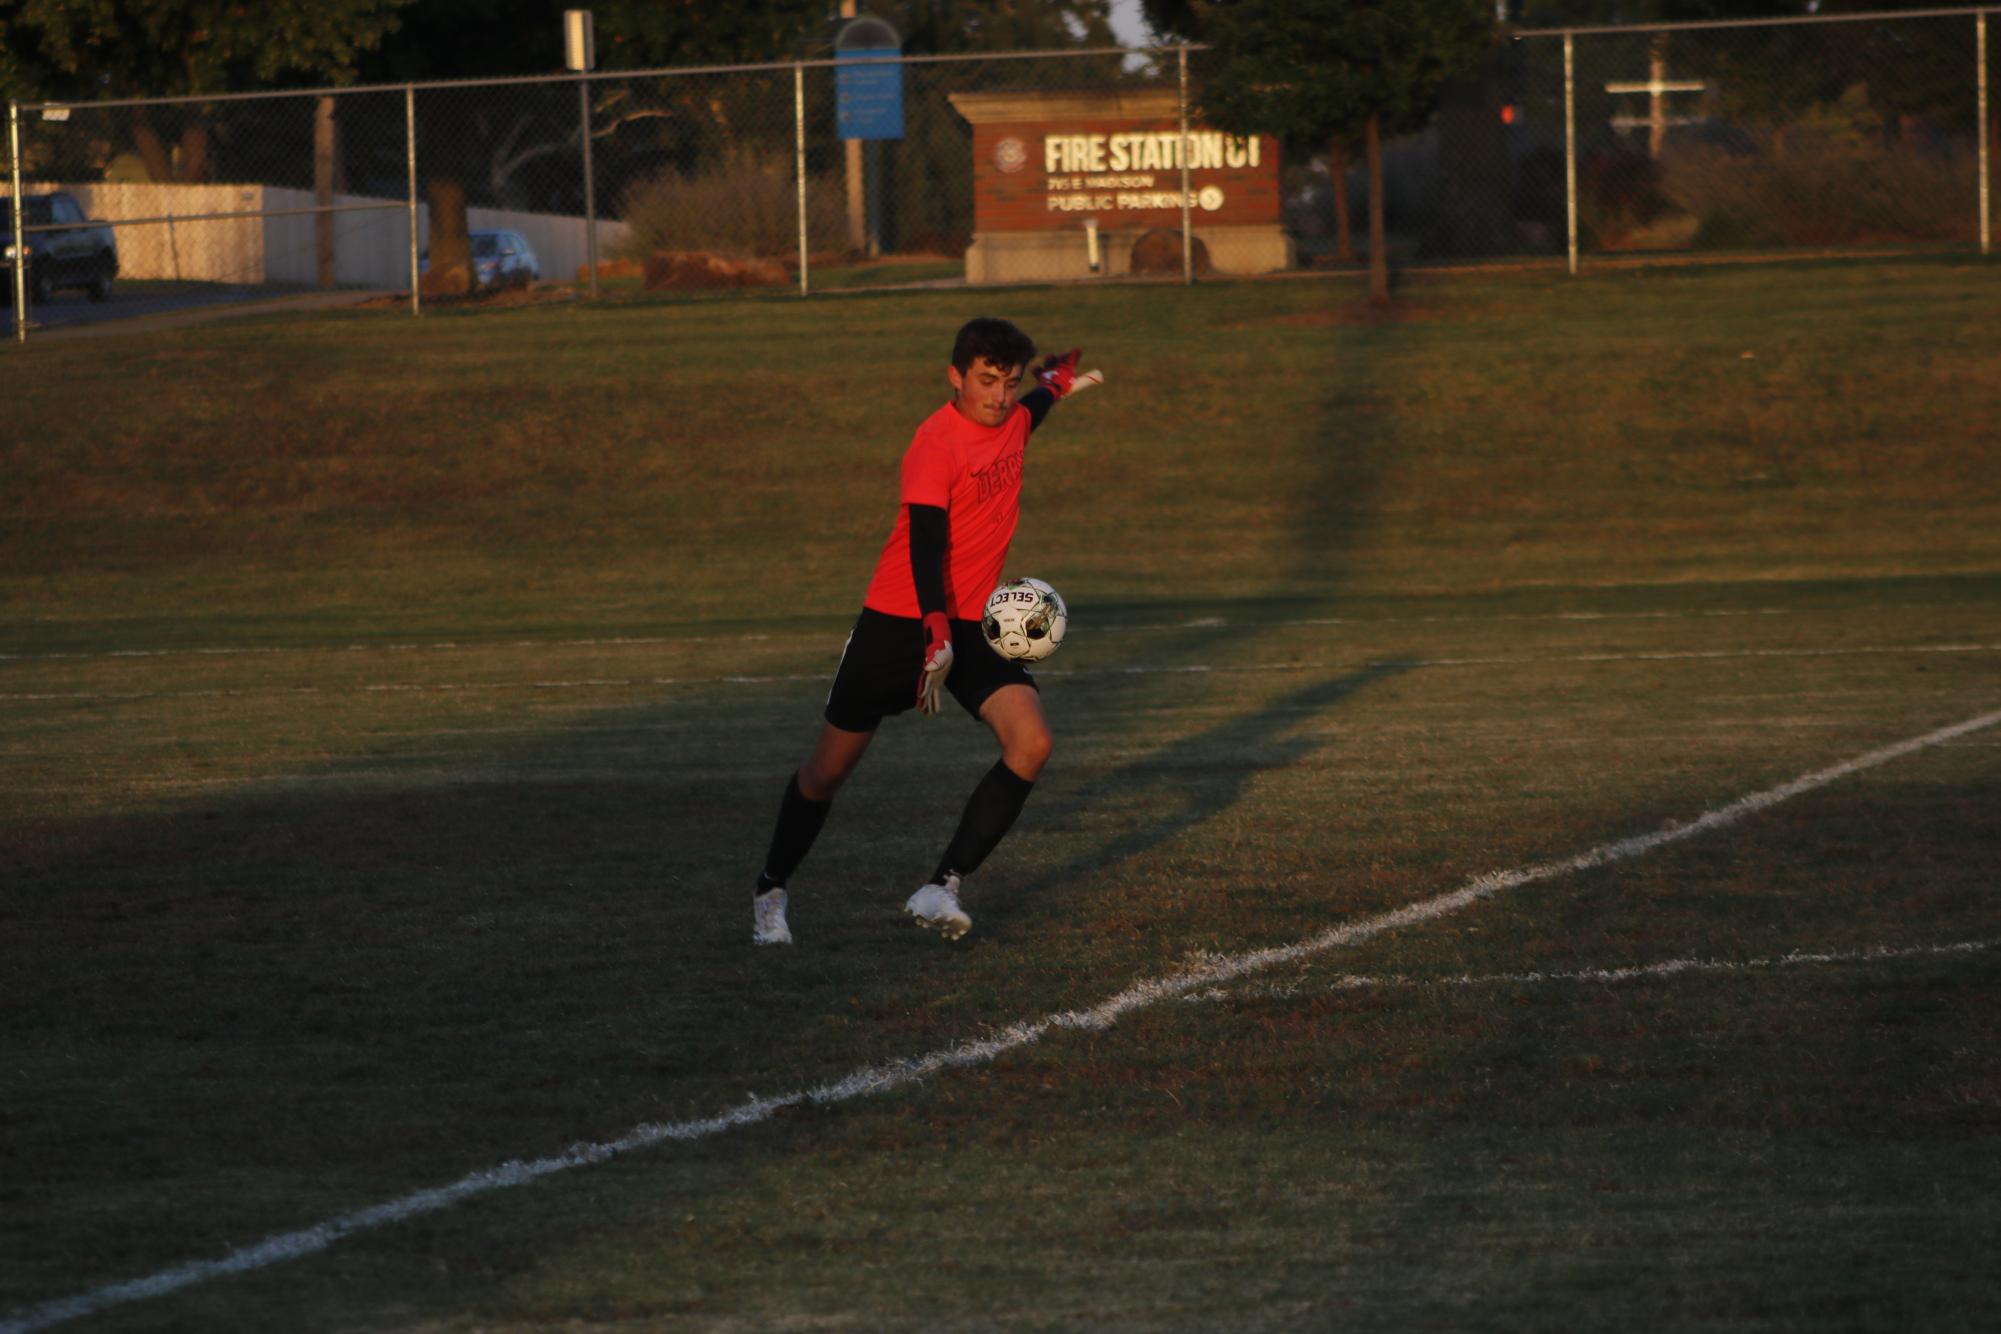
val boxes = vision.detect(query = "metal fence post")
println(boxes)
[1564,31,1579,276]
[1178,44,1193,286]
[405,85,421,316]
[1980,10,1991,257]
[795,63,809,297]
[579,76,600,297]
[10,101,26,343]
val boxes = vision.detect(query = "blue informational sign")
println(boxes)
[836,48,903,141]
[832,13,904,147]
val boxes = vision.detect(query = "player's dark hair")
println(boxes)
[951,317,1036,374]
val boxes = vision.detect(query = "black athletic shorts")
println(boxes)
[824,606,1037,733]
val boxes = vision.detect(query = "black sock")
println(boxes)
[932,760,1037,884]
[759,773,830,891]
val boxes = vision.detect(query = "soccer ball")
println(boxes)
[982,577,1068,662]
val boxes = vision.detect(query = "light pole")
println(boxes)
[566,10,600,298]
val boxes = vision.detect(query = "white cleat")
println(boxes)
[752,887,793,946]
[905,875,971,941]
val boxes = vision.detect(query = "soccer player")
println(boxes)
[751,317,1086,945]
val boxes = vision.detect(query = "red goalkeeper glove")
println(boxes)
[916,611,954,715]
[1035,347,1082,399]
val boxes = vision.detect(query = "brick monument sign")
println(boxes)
[947,88,1292,283]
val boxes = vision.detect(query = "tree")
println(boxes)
[1518,1,1995,243]
[595,0,1122,261]
[1516,0,1979,130]
[355,0,834,293]
[881,0,1118,54]
[354,0,1121,285]
[1147,0,1495,303]
[0,0,412,182]
[862,0,1123,255]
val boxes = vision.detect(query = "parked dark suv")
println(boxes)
[4,191,120,304]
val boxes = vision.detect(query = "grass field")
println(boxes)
[3,259,1999,1331]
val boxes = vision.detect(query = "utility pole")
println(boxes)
[566,10,600,298]
[1605,35,1703,160]
[314,96,340,288]
[840,0,866,254]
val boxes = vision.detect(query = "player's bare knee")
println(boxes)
[1005,727,1053,780]
[797,760,849,802]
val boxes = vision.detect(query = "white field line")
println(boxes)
[6,705,1997,1334]
[0,608,1806,664]
[1180,938,1996,1005]
[3,643,1998,705]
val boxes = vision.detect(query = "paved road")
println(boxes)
[4,284,396,341]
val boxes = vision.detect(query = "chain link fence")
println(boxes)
[7,8,1995,343]
[1513,7,1995,271]
[6,86,417,333]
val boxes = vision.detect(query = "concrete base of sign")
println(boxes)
[964,225,1294,284]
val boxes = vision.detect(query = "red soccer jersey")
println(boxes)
[863,398,1031,620]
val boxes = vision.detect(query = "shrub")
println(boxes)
[1575,137,1673,248]
[613,149,850,260]
[1662,87,1977,248]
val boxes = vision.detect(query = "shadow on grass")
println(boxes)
[986,657,1415,939]
[0,291,1424,1317]
[954,277,1409,923]
[0,665,1418,1324]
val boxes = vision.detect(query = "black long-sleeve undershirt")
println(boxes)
[1019,385,1055,430]
[907,387,1057,618]
[909,503,950,618]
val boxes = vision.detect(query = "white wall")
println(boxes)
[11,181,629,287]
[18,182,268,283]
[467,205,631,284]
[261,187,423,287]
